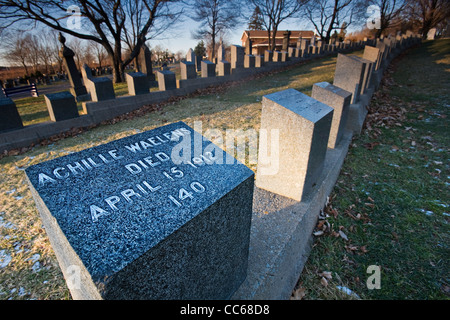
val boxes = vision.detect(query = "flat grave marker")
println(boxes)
[25,121,254,300]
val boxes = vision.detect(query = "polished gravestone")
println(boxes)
[25,121,254,300]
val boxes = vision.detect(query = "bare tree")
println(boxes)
[302,0,366,42]
[0,0,184,83]
[247,0,307,51]
[91,41,108,69]
[406,0,450,38]
[367,0,406,37]
[48,29,64,72]
[190,0,241,61]
[37,32,56,74]
[2,32,31,75]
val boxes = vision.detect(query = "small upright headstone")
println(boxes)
[272,51,282,62]
[201,60,216,77]
[139,41,156,83]
[245,39,253,55]
[25,121,254,299]
[255,88,333,201]
[282,31,291,51]
[231,45,245,69]
[264,50,273,62]
[58,33,88,100]
[157,70,177,91]
[186,48,195,63]
[244,54,255,68]
[0,98,23,132]
[217,42,231,76]
[180,61,197,80]
[333,54,366,104]
[363,46,381,71]
[126,72,150,95]
[44,91,79,121]
[81,63,93,81]
[349,55,373,95]
[217,42,226,61]
[311,82,352,148]
[85,77,116,102]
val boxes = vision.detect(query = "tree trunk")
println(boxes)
[271,27,278,51]
[112,39,125,83]
[112,55,124,83]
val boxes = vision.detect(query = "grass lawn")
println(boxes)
[293,39,450,300]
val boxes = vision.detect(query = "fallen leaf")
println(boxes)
[313,230,324,237]
[320,277,328,287]
[339,230,349,241]
[319,271,332,280]
[291,287,306,300]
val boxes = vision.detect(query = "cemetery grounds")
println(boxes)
[0,39,449,300]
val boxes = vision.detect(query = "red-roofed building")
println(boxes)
[241,30,316,55]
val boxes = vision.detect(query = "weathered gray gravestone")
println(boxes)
[264,50,273,62]
[255,55,264,68]
[25,121,254,299]
[244,54,255,68]
[217,42,231,76]
[180,61,197,80]
[311,82,352,149]
[80,61,115,102]
[44,91,79,122]
[186,48,195,63]
[0,98,23,132]
[139,41,156,83]
[349,55,373,96]
[363,45,381,71]
[333,54,366,104]
[245,39,253,55]
[201,60,216,77]
[85,77,116,102]
[157,70,177,91]
[58,33,88,100]
[231,45,244,69]
[255,89,333,202]
[126,72,150,95]
[282,31,291,51]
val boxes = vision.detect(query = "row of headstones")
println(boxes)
[23,32,421,300]
[0,32,417,132]
[0,35,363,133]
[256,33,422,201]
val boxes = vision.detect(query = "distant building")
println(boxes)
[241,30,316,55]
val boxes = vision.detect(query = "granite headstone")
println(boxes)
[255,89,333,201]
[0,98,23,132]
[311,82,351,148]
[25,121,254,300]
[44,91,79,122]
